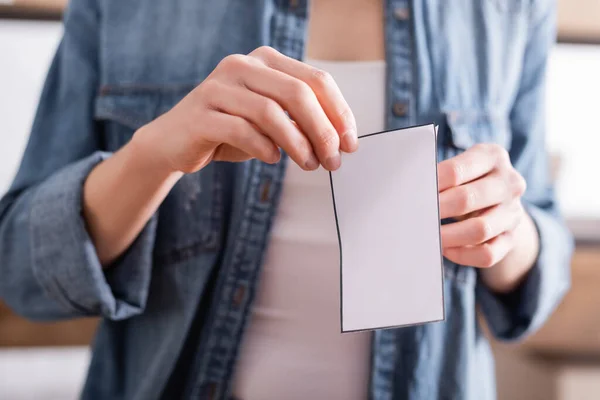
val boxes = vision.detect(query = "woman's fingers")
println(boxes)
[218,51,349,170]
[206,110,281,165]
[237,62,341,170]
[209,82,319,170]
[249,46,358,153]
[443,231,514,268]
[437,144,507,192]
[213,145,254,163]
[441,202,523,248]
[215,48,359,170]
[438,171,509,219]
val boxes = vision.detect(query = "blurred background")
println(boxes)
[0,0,599,399]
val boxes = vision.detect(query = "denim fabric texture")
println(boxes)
[0,0,573,399]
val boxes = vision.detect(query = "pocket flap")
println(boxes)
[94,85,194,130]
[445,111,511,150]
[95,93,161,130]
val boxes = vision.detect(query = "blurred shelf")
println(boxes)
[0,5,61,20]
[558,0,600,45]
[0,0,66,20]
[524,245,600,357]
[494,340,600,400]
[568,219,600,245]
[0,302,97,347]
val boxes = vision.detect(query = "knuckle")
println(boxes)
[251,45,278,61]
[288,80,313,103]
[478,245,496,268]
[338,107,355,129]
[265,147,281,163]
[296,140,315,160]
[200,78,220,96]
[458,186,476,213]
[473,217,493,243]
[316,128,339,149]
[286,134,313,162]
[258,99,281,125]
[513,170,527,196]
[448,161,465,187]
[310,68,334,88]
[504,229,515,243]
[195,80,221,109]
[221,54,247,70]
[493,145,510,163]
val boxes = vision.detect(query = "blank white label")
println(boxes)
[330,124,445,332]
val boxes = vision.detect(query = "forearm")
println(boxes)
[83,127,183,267]
[480,211,540,294]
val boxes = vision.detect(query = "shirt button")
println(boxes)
[260,179,272,203]
[206,382,218,400]
[232,284,246,307]
[290,0,299,8]
[393,7,410,21]
[392,102,409,117]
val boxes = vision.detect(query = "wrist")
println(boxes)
[128,125,184,183]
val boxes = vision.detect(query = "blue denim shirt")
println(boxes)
[0,0,573,399]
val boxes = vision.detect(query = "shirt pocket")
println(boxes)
[441,110,512,156]
[487,0,528,13]
[94,87,224,264]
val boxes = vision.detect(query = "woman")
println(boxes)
[0,0,572,399]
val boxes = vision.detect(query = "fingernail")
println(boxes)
[341,129,358,152]
[304,153,319,170]
[326,152,342,171]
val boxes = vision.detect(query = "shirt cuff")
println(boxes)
[476,203,573,341]
[29,152,157,320]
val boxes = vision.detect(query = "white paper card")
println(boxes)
[330,124,445,332]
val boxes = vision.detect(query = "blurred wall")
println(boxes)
[546,45,600,221]
[0,19,61,194]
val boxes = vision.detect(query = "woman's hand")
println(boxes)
[84,46,357,266]
[134,46,358,175]
[437,144,540,291]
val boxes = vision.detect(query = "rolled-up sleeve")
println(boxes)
[476,0,574,341]
[0,0,155,321]
[477,202,573,341]
[28,153,157,320]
